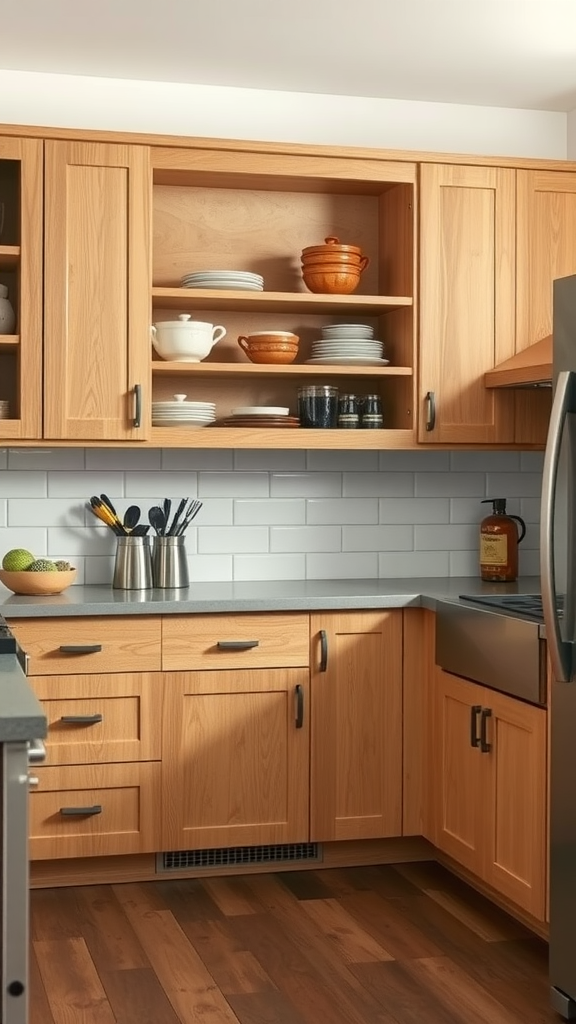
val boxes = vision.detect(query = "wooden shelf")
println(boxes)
[0,334,19,349]
[149,426,415,449]
[152,288,413,315]
[151,360,412,378]
[0,245,20,269]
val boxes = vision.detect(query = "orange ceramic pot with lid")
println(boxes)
[301,236,363,258]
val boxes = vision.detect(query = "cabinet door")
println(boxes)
[162,668,309,851]
[0,136,43,439]
[419,164,516,444]
[482,689,547,920]
[44,141,151,440]
[310,611,402,842]
[432,668,485,874]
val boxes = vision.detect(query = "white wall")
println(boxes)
[568,107,576,158]
[0,69,567,160]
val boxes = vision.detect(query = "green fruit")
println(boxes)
[54,560,73,572]
[2,548,36,571]
[26,559,58,573]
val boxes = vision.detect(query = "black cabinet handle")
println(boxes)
[319,630,328,672]
[470,705,482,747]
[425,390,436,431]
[480,708,492,753]
[295,684,304,728]
[60,714,103,725]
[133,383,142,428]
[216,640,259,650]
[59,644,102,654]
[60,805,102,817]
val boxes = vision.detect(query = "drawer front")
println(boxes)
[162,613,310,670]
[30,673,162,765]
[8,616,162,675]
[29,761,161,860]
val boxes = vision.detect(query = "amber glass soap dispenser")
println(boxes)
[479,498,526,582]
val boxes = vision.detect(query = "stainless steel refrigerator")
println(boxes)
[542,273,576,1019]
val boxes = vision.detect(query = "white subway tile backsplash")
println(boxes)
[8,448,85,470]
[86,449,162,470]
[415,524,476,550]
[234,499,305,526]
[271,525,341,553]
[234,449,306,471]
[271,473,341,498]
[198,526,269,554]
[125,471,198,498]
[379,551,450,577]
[162,449,234,471]
[379,497,449,524]
[343,525,413,551]
[306,450,379,472]
[343,472,413,497]
[307,552,378,579]
[416,473,485,497]
[234,553,305,581]
[379,451,450,472]
[307,498,379,525]
[0,447,544,582]
[199,472,269,498]
[48,471,125,499]
[0,471,47,497]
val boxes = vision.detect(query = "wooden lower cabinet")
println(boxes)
[310,610,403,842]
[161,667,310,851]
[432,667,547,920]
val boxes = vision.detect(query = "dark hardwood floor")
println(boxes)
[29,860,557,1024]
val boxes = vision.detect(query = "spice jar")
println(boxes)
[297,385,339,428]
[360,394,384,429]
[337,394,359,428]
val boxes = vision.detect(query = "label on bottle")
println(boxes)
[480,533,508,566]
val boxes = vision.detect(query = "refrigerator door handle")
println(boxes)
[541,369,576,683]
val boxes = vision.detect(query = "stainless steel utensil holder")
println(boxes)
[113,535,153,590]
[152,535,189,588]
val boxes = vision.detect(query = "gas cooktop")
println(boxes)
[458,593,563,623]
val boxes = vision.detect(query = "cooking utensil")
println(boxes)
[130,524,150,537]
[148,506,166,536]
[176,499,203,535]
[166,497,187,537]
[90,496,125,533]
[100,493,118,517]
[163,498,172,530]
[123,505,141,532]
[87,501,124,535]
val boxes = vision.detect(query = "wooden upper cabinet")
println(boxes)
[43,141,151,440]
[0,137,43,440]
[419,164,516,444]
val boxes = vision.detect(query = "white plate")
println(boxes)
[312,343,383,352]
[183,270,263,278]
[182,282,264,291]
[305,357,390,366]
[152,420,211,429]
[321,326,374,337]
[231,406,289,416]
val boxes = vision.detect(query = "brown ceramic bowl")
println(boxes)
[238,335,300,364]
[301,253,369,272]
[302,266,362,294]
[0,568,77,595]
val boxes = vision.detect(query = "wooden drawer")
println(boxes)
[8,616,161,675]
[162,613,310,670]
[30,673,162,765]
[29,761,161,860]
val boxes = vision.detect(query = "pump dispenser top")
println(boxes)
[479,499,526,582]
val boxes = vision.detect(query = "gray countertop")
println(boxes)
[0,654,47,743]
[0,576,542,617]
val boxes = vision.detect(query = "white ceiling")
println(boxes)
[2,0,576,112]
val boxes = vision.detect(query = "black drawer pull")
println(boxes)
[59,644,103,654]
[60,714,103,725]
[319,630,328,672]
[470,705,482,747]
[480,708,492,753]
[425,390,436,431]
[217,640,259,650]
[295,684,304,728]
[60,805,102,816]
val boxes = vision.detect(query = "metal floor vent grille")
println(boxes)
[157,842,321,872]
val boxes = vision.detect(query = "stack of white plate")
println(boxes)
[152,398,216,429]
[307,325,388,365]
[181,270,264,291]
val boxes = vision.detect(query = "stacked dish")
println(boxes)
[216,406,299,428]
[181,271,264,291]
[152,395,216,428]
[307,324,388,365]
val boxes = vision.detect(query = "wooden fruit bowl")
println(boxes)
[0,568,77,595]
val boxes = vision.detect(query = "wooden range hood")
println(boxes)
[484,335,552,388]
